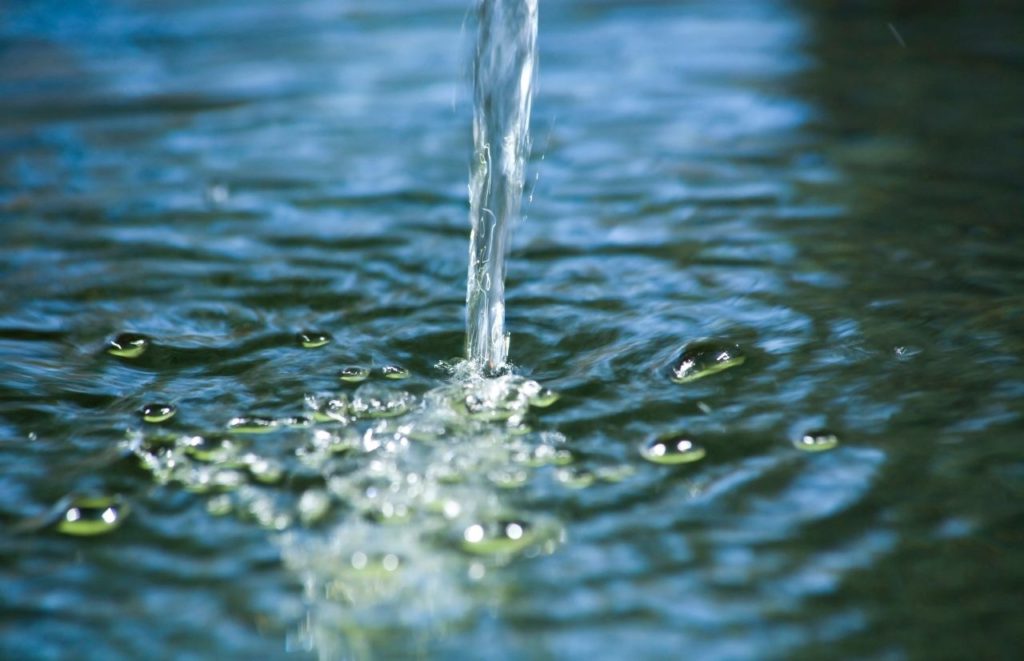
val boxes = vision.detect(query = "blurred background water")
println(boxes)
[2,0,1023,659]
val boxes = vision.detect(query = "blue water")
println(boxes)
[2,0,1024,659]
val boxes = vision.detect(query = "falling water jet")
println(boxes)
[465,0,538,373]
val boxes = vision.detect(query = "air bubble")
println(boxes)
[307,394,350,423]
[461,518,536,555]
[347,552,403,577]
[107,333,149,358]
[244,454,284,483]
[512,444,572,468]
[462,381,529,421]
[489,467,529,489]
[205,181,230,205]
[227,416,278,434]
[641,437,707,465]
[183,466,246,494]
[182,434,241,464]
[340,366,370,383]
[380,365,410,380]
[670,341,746,383]
[141,403,176,423]
[56,495,129,536]
[206,494,233,516]
[297,331,332,349]
[556,468,595,489]
[528,388,560,408]
[365,502,411,525]
[794,430,839,452]
[594,465,635,483]
[350,384,413,419]
[278,415,312,428]
[298,490,331,525]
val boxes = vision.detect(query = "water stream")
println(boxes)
[465,0,537,372]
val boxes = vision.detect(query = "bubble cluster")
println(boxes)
[123,367,575,648]
[349,383,415,419]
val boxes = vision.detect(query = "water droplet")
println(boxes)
[461,518,535,555]
[107,332,149,358]
[641,437,707,465]
[340,366,370,383]
[794,430,839,452]
[141,403,176,423]
[556,467,596,489]
[297,331,331,349]
[56,495,129,536]
[670,341,746,383]
[298,489,331,525]
[227,416,278,434]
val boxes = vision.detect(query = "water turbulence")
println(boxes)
[19,2,559,657]
[122,3,552,657]
[466,0,538,372]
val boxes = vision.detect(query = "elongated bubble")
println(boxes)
[465,0,538,372]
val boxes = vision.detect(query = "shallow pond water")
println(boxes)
[2,0,1023,659]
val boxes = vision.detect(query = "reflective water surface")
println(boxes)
[2,0,1023,659]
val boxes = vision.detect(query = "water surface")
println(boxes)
[2,0,1023,659]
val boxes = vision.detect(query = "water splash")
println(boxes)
[123,367,567,657]
[465,0,538,372]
